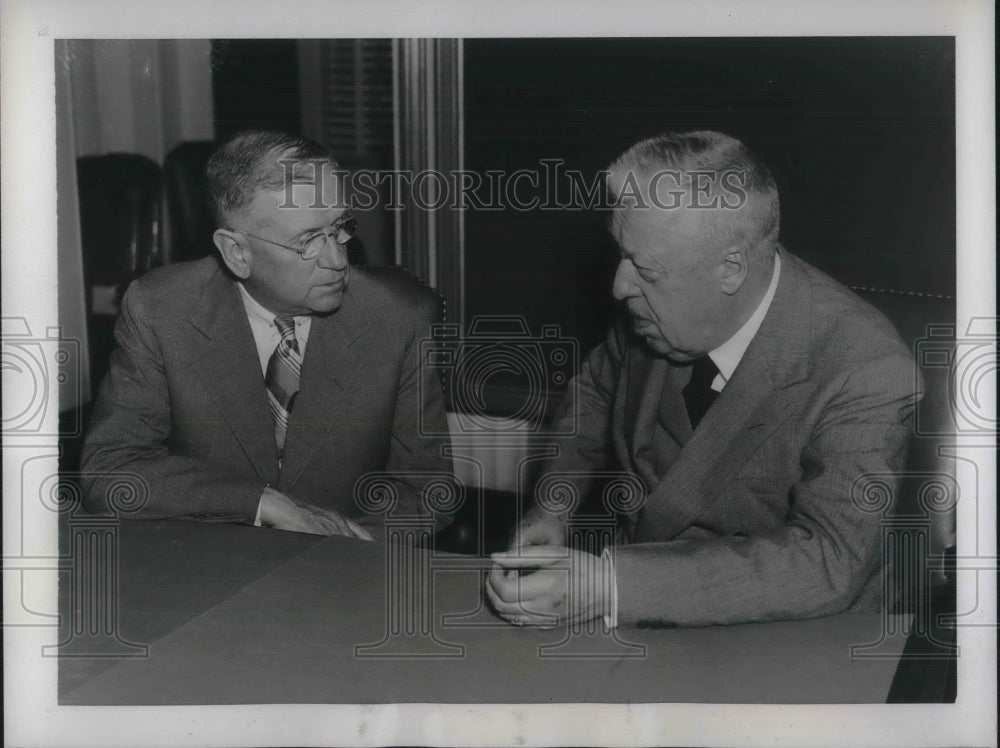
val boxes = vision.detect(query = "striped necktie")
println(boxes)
[265,317,301,459]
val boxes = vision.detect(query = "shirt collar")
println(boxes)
[236,281,308,327]
[708,251,782,385]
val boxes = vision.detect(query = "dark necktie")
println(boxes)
[265,317,301,459]
[682,355,720,429]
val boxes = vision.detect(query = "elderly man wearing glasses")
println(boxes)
[81,131,454,540]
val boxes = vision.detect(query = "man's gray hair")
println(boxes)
[609,130,780,251]
[206,130,339,229]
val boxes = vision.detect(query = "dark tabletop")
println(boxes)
[58,519,909,704]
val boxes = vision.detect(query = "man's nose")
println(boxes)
[612,260,638,301]
[316,238,349,270]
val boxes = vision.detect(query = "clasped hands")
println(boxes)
[486,514,613,629]
[259,486,374,540]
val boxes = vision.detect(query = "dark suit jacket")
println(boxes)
[80,257,454,535]
[541,250,921,626]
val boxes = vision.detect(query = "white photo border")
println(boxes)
[2,1,995,746]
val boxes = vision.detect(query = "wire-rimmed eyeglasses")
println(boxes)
[236,214,357,260]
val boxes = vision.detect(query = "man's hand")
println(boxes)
[259,487,374,540]
[507,511,567,552]
[486,545,612,628]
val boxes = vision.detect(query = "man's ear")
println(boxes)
[719,246,749,295]
[213,229,252,280]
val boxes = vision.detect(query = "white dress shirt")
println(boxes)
[706,252,782,392]
[237,282,312,373]
[603,253,782,628]
[236,282,313,524]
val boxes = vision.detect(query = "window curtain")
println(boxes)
[54,39,215,407]
[62,39,214,163]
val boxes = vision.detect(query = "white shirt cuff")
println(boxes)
[601,547,618,630]
[254,493,264,527]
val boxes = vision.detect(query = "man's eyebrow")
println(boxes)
[287,227,316,241]
[627,252,665,272]
[287,212,347,241]
[617,247,644,263]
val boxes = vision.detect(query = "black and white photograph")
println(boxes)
[2,1,995,746]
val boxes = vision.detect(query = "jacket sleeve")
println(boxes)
[355,287,457,540]
[80,281,264,522]
[613,351,921,626]
[523,325,625,526]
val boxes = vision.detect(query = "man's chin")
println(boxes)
[637,332,669,354]
[640,334,697,364]
[308,290,345,315]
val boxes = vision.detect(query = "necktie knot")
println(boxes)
[682,355,720,429]
[274,317,299,351]
[689,355,719,390]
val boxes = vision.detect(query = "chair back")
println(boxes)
[164,140,218,262]
[851,285,957,613]
[77,153,163,288]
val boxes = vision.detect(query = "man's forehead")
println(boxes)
[613,205,722,269]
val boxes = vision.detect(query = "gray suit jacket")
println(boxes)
[81,257,453,535]
[542,250,921,626]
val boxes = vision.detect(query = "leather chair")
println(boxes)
[76,153,163,396]
[77,153,163,288]
[850,286,957,566]
[163,140,219,263]
[851,285,957,702]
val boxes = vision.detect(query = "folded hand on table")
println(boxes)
[259,487,374,540]
[487,544,612,628]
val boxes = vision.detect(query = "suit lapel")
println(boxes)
[633,249,816,541]
[277,276,369,490]
[622,346,671,487]
[657,364,693,446]
[187,266,280,484]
